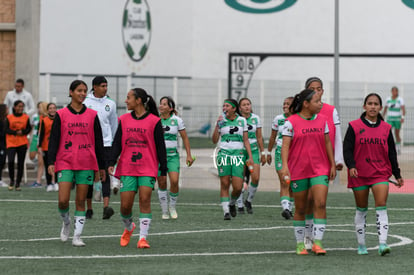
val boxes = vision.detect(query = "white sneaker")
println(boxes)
[53,183,59,191]
[304,237,313,250]
[46,184,54,192]
[169,207,178,219]
[60,222,70,242]
[72,236,85,247]
[162,213,170,220]
[0,180,7,187]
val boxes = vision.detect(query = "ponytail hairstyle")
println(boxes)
[224,98,241,116]
[289,89,316,114]
[363,93,384,121]
[132,88,159,117]
[160,96,178,115]
[238,97,253,113]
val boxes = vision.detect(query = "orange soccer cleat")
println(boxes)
[120,223,136,247]
[137,238,150,249]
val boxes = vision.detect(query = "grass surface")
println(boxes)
[0,188,413,274]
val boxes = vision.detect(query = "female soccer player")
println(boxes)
[0,104,8,187]
[343,93,403,256]
[281,89,336,255]
[267,96,294,219]
[212,99,253,220]
[29,101,48,188]
[236,98,265,214]
[382,86,405,154]
[6,100,32,191]
[303,77,344,250]
[157,96,194,220]
[108,88,167,249]
[48,80,105,247]
[38,102,57,191]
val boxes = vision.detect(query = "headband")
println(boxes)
[305,77,323,89]
[224,100,236,108]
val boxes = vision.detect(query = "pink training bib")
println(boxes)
[55,107,99,172]
[115,112,160,178]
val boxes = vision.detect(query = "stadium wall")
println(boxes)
[39,0,414,83]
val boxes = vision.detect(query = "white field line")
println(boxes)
[0,229,411,260]
[1,222,414,243]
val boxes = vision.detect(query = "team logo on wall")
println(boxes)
[122,0,152,62]
[225,0,296,14]
[402,0,414,9]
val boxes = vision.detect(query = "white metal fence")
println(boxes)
[39,73,414,144]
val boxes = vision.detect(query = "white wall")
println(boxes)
[39,0,414,83]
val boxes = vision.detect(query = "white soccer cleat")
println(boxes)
[162,213,170,220]
[53,183,59,191]
[46,184,54,192]
[60,222,70,242]
[72,236,86,247]
[304,237,313,250]
[169,207,178,219]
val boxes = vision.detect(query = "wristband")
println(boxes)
[401,116,405,119]
[261,151,267,156]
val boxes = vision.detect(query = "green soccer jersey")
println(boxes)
[245,113,262,151]
[271,113,288,150]
[385,96,404,122]
[161,114,185,156]
[218,114,248,153]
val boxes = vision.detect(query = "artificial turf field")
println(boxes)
[0,187,413,274]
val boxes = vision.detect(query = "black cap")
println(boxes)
[92,76,107,89]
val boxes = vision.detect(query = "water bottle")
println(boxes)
[284,175,291,185]
[187,156,196,167]
[217,112,226,127]
[247,159,254,173]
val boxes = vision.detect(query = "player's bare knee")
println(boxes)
[375,202,387,208]
[314,201,326,210]
[58,201,69,210]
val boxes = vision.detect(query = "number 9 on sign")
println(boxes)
[236,74,244,86]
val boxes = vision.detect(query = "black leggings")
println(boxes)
[87,171,110,199]
[0,147,6,181]
[7,145,27,186]
[42,151,54,185]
